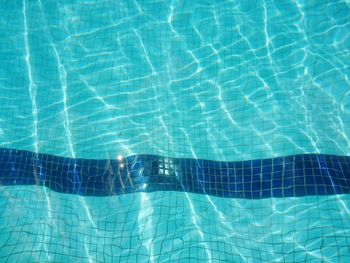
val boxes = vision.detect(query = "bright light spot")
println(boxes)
[117,154,123,161]
[119,164,124,169]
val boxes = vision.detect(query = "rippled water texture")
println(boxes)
[0,0,349,161]
[1,1,350,262]
[1,186,350,262]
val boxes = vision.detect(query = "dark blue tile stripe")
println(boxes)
[0,148,349,199]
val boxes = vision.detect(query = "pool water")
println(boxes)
[0,0,350,262]
[1,186,350,262]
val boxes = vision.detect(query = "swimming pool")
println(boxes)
[0,0,350,262]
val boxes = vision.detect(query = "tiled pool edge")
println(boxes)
[0,148,349,199]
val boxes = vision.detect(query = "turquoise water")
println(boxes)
[1,186,350,262]
[0,0,350,262]
[1,0,350,161]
